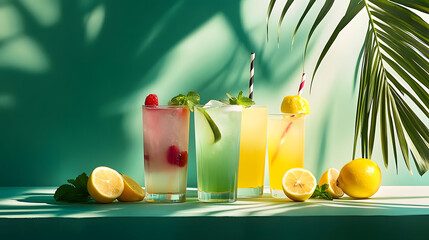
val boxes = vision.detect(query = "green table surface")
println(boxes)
[1,186,429,239]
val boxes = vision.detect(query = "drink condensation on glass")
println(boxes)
[237,106,268,197]
[142,105,190,202]
[194,104,242,202]
[267,114,305,198]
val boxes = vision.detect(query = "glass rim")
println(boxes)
[244,105,268,109]
[195,104,243,109]
[194,104,267,109]
[269,113,307,118]
[142,105,189,109]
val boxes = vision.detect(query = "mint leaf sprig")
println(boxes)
[311,184,333,200]
[168,91,200,111]
[221,91,255,107]
[54,173,91,202]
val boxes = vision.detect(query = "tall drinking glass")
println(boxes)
[237,106,268,197]
[194,105,242,202]
[142,105,190,202]
[267,114,305,198]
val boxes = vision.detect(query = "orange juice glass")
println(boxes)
[237,106,268,196]
[267,114,305,198]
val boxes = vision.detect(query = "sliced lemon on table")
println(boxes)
[281,95,310,115]
[319,168,344,199]
[117,174,145,202]
[282,168,317,202]
[87,166,124,203]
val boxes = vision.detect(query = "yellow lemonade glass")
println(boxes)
[267,114,305,198]
[237,106,268,196]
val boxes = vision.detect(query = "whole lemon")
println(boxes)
[337,158,382,199]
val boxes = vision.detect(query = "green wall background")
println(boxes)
[0,0,427,187]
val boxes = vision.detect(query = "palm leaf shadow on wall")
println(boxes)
[0,0,282,186]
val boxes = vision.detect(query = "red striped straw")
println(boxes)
[298,73,306,96]
[271,72,307,163]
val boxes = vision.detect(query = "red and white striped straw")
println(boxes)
[298,73,306,96]
[249,53,255,99]
[273,74,306,162]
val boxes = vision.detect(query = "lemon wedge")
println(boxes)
[87,166,124,203]
[319,168,344,199]
[282,168,316,202]
[281,95,310,115]
[117,174,145,202]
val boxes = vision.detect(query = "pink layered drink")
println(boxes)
[142,105,190,202]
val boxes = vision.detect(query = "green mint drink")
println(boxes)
[194,103,242,202]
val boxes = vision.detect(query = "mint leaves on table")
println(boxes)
[168,91,200,111]
[311,184,333,200]
[221,91,255,106]
[54,173,91,202]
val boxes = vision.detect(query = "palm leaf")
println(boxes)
[389,89,412,172]
[268,0,429,175]
[304,0,335,59]
[352,25,372,160]
[353,39,365,93]
[388,0,429,13]
[291,0,316,46]
[310,0,365,90]
[277,0,294,45]
[266,0,277,42]
[386,94,398,173]
[380,72,388,169]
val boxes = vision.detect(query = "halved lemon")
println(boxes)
[117,174,145,202]
[87,166,124,203]
[319,168,344,199]
[282,168,317,202]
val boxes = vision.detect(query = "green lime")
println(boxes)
[197,108,221,143]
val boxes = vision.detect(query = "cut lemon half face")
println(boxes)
[117,174,145,202]
[87,166,124,203]
[281,95,310,115]
[282,168,317,202]
[319,168,344,199]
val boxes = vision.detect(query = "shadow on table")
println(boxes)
[2,188,429,218]
[333,197,429,208]
[2,189,429,240]
[360,196,429,200]
[0,188,200,217]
